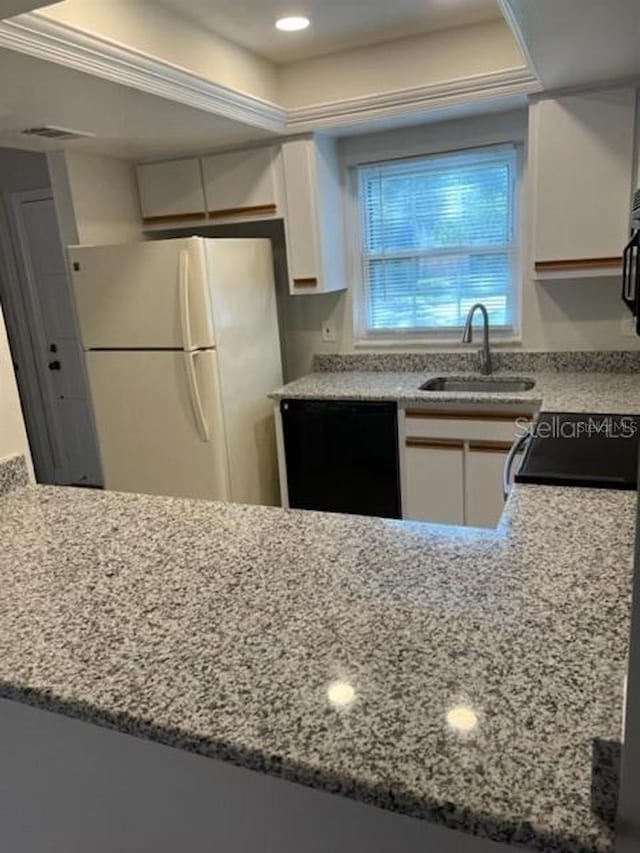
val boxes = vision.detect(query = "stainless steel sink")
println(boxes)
[419,376,536,393]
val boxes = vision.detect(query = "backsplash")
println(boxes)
[314,351,640,374]
[0,455,28,496]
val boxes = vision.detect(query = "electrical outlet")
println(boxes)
[321,320,337,343]
[621,315,636,337]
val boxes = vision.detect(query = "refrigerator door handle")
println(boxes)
[179,249,194,352]
[184,351,210,442]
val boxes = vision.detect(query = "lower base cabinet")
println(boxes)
[402,409,530,529]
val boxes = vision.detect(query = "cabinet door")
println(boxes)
[281,137,347,294]
[404,439,464,525]
[531,88,636,275]
[281,139,322,289]
[202,148,277,220]
[137,159,205,221]
[465,443,510,529]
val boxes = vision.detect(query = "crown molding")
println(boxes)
[496,0,541,85]
[0,11,543,138]
[0,12,287,133]
[285,68,542,132]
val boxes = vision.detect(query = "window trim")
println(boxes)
[347,140,524,348]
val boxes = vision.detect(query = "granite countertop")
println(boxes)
[269,371,640,413]
[0,456,635,853]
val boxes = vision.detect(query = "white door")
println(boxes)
[85,349,230,500]
[69,238,215,351]
[11,191,102,486]
[465,444,510,529]
[404,439,465,525]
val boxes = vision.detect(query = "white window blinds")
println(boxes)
[357,144,518,336]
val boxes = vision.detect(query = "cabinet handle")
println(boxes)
[405,438,463,450]
[534,257,622,272]
[208,204,277,220]
[405,409,525,422]
[142,211,206,224]
[468,441,513,453]
[293,277,318,287]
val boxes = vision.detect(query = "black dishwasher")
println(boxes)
[280,399,401,518]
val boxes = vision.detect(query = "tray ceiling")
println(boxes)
[156,0,502,63]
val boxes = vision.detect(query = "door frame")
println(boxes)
[0,188,70,483]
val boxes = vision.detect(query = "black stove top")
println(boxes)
[514,412,640,490]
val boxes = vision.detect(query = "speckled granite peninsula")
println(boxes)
[0,450,635,853]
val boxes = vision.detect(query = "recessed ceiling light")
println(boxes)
[275,15,310,32]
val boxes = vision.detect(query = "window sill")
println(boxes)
[354,336,523,350]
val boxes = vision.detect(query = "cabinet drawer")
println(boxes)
[404,410,526,443]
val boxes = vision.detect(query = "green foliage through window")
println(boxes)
[358,144,518,334]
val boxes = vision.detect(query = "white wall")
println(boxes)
[0,304,32,473]
[48,150,142,246]
[0,147,51,192]
[1,0,61,17]
[40,0,278,103]
[282,108,639,378]
[38,4,521,111]
[278,20,525,108]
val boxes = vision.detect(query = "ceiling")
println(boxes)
[0,47,274,159]
[2,0,60,19]
[502,0,640,89]
[156,0,502,64]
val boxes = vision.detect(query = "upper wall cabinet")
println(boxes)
[202,147,279,221]
[136,138,347,295]
[530,88,637,279]
[281,137,347,294]
[137,158,206,223]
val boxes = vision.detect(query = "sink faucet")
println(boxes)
[462,303,492,375]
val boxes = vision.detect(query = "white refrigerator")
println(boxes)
[68,237,283,505]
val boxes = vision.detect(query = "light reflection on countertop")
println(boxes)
[327,679,357,710]
[446,704,479,734]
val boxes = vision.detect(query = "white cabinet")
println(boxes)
[136,138,348,295]
[401,408,530,528]
[202,147,279,220]
[137,158,206,222]
[404,439,464,525]
[465,443,511,528]
[530,88,636,279]
[281,136,347,294]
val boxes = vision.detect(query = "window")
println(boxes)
[356,144,518,339]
